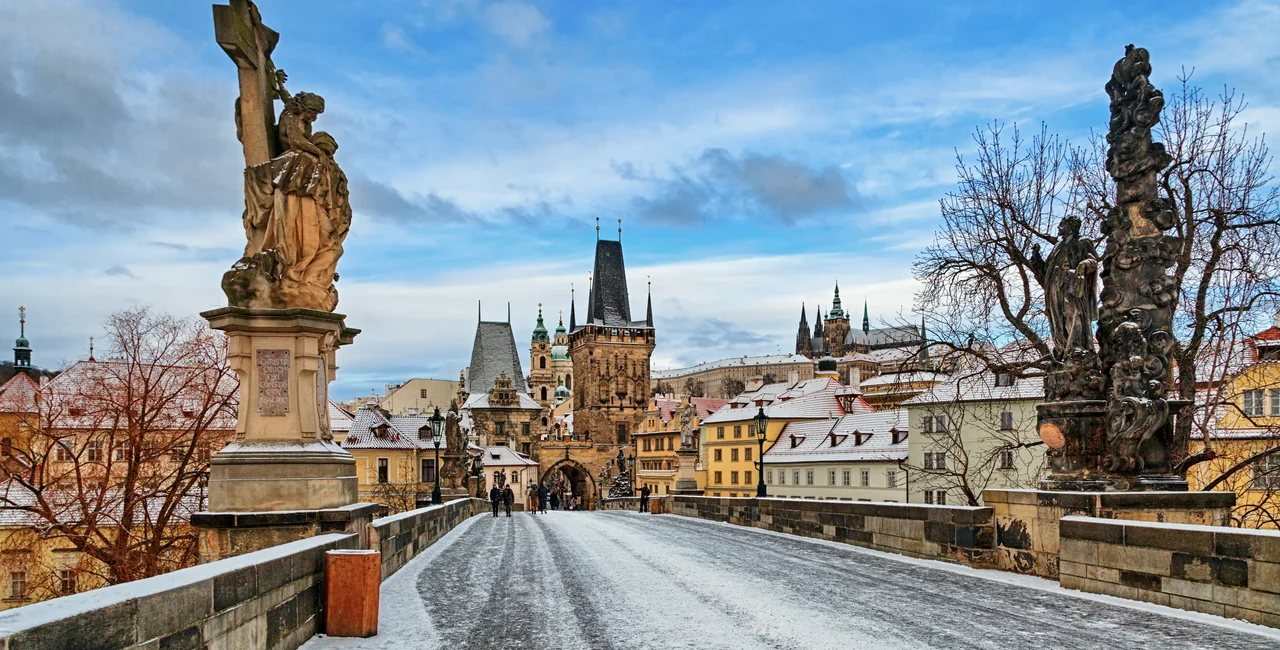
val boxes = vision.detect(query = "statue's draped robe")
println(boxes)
[241,147,351,311]
[1044,237,1099,354]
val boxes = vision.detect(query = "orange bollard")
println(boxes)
[324,549,381,638]
[650,498,662,514]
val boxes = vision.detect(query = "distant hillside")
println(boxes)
[0,361,58,384]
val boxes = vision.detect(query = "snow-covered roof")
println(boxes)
[342,405,442,450]
[0,481,205,527]
[764,409,908,464]
[461,391,543,411]
[480,445,538,468]
[652,354,813,380]
[844,324,922,350]
[703,377,869,425]
[31,359,237,431]
[859,371,949,389]
[465,321,527,396]
[902,369,1044,406]
[329,401,354,433]
[0,373,38,413]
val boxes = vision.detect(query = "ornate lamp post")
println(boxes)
[429,406,444,505]
[471,452,484,499]
[754,406,769,498]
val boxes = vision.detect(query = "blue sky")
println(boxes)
[2,0,1278,399]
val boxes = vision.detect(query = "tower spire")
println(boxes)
[596,217,600,240]
[569,284,577,331]
[862,299,870,334]
[618,218,622,242]
[13,306,32,375]
[88,336,95,362]
[478,300,482,323]
[645,276,653,327]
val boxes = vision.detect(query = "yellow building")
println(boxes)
[379,378,459,416]
[857,370,948,408]
[342,404,445,513]
[634,396,727,495]
[699,376,870,497]
[1188,326,1280,528]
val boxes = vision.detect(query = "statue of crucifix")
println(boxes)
[213,0,285,166]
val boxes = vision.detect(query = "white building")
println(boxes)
[762,409,909,502]
[902,368,1045,506]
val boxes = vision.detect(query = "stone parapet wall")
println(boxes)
[983,489,1234,578]
[370,498,489,579]
[600,497,669,513]
[0,532,359,650]
[1059,516,1280,628]
[668,496,997,566]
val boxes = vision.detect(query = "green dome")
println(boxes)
[14,337,29,349]
[554,380,571,399]
[532,308,549,343]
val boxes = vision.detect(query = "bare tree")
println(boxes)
[682,378,706,398]
[0,307,237,587]
[369,481,422,516]
[719,378,746,399]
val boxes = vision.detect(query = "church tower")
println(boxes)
[529,305,554,409]
[569,235,655,445]
[795,303,813,358]
[823,283,851,357]
[13,307,32,377]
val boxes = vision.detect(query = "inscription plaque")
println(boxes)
[257,349,290,416]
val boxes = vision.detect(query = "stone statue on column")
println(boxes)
[679,405,696,450]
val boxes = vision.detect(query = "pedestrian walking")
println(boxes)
[639,485,651,513]
[502,484,515,517]
[489,485,502,517]
[527,483,539,514]
[550,490,560,511]
[537,483,549,514]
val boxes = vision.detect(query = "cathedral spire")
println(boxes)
[532,303,549,343]
[645,276,653,327]
[862,300,870,334]
[569,284,577,331]
[795,303,812,357]
[829,282,845,319]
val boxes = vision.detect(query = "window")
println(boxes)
[744,447,753,461]
[1244,389,1266,417]
[541,387,548,401]
[522,423,531,438]
[731,449,739,462]
[55,439,73,461]
[792,471,800,485]
[748,425,756,436]
[842,469,851,486]
[717,427,725,439]
[924,451,947,470]
[767,470,773,484]
[887,470,898,488]
[995,372,1014,387]
[644,439,652,452]
[860,468,869,487]
[998,449,1016,470]
[714,449,722,462]
[806,470,814,485]
[616,423,627,443]
[1272,389,1280,416]
[540,356,547,369]
[778,470,785,485]
[828,470,837,486]
[421,458,436,483]
[1254,455,1280,490]
[922,415,933,433]
[744,471,753,485]
[999,411,1014,430]
[8,571,26,600]
[714,471,723,484]
[59,570,77,595]
[731,471,739,484]
[114,440,130,461]
[924,490,947,505]
[420,388,429,398]
[733,425,742,438]
[377,458,389,484]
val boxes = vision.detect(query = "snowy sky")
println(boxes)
[2,0,1279,400]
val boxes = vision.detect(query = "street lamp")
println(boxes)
[754,405,769,498]
[429,406,445,505]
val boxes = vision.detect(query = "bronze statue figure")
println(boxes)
[1032,216,1099,358]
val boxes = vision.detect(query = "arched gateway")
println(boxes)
[541,459,596,505]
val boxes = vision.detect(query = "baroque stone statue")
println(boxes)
[679,405,695,449]
[1033,216,1105,402]
[215,0,352,312]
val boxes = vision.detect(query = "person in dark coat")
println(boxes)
[549,490,560,511]
[537,484,549,514]
[489,485,502,517]
[502,485,515,517]
[639,485,651,513]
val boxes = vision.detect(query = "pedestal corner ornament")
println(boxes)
[1036,44,1186,492]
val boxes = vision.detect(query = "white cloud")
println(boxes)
[483,1,550,49]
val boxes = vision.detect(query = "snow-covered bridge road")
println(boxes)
[306,511,1278,650]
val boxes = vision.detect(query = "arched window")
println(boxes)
[565,375,572,390]
[541,387,548,401]
[540,356,547,369]
[541,416,548,427]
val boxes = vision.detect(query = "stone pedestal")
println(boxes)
[983,488,1234,578]
[1037,401,1189,492]
[195,307,369,561]
[670,448,703,495]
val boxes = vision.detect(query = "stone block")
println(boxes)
[1168,594,1225,617]
[1097,544,1171,576]
[1213,584,1240,608]
[1060,573,1085,590]
[924,521,955,545]
[1035,519,1061,556]
[1060,540,1098,565]
[1124,524,1213,555]
[137,579,214,643]
[205,614,265,650]
[997,518,1033,551]
[158,626,203,650]
[1059,560,1086,578]
[1237,587,1280,615]
[1162,577,1214,601]
[1119,570,1162,592]
[5,600,138,650]
[1059,517,1123,545]
[1224,605,1280,629]
[213,565,259,612]
[1249,561,1280,595]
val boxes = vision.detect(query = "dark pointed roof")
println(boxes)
[862,300,870,333]
[466,321,526,396]
[569,289,577,331]
[584,238,649,329]
[645,286,654,327]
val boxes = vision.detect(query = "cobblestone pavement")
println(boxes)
[305,511,1279,650]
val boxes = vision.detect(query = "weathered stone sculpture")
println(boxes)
[679,405,695,450]
[216,1,351,312]
[1038,45,1185,491]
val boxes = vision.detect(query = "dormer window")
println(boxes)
[854,431,871,446]
[374,423,390,439]
[789,434,806,448]
[418,426,430,440]
[995,372,1015,387]
[827,433,848,447]
[891,428,907,445]
[68,407,84,417]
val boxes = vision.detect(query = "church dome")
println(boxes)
[551,345,569,361]
[554,382,571,400]
[532,307,549,343]
[14,336,29,349]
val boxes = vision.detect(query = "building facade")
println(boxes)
[342,404,445,513]
[763,409,909,502]
[378,378,459,416]
[634,396,727,495]
[651,355,815,399]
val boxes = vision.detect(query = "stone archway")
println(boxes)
[541,459,596,505]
